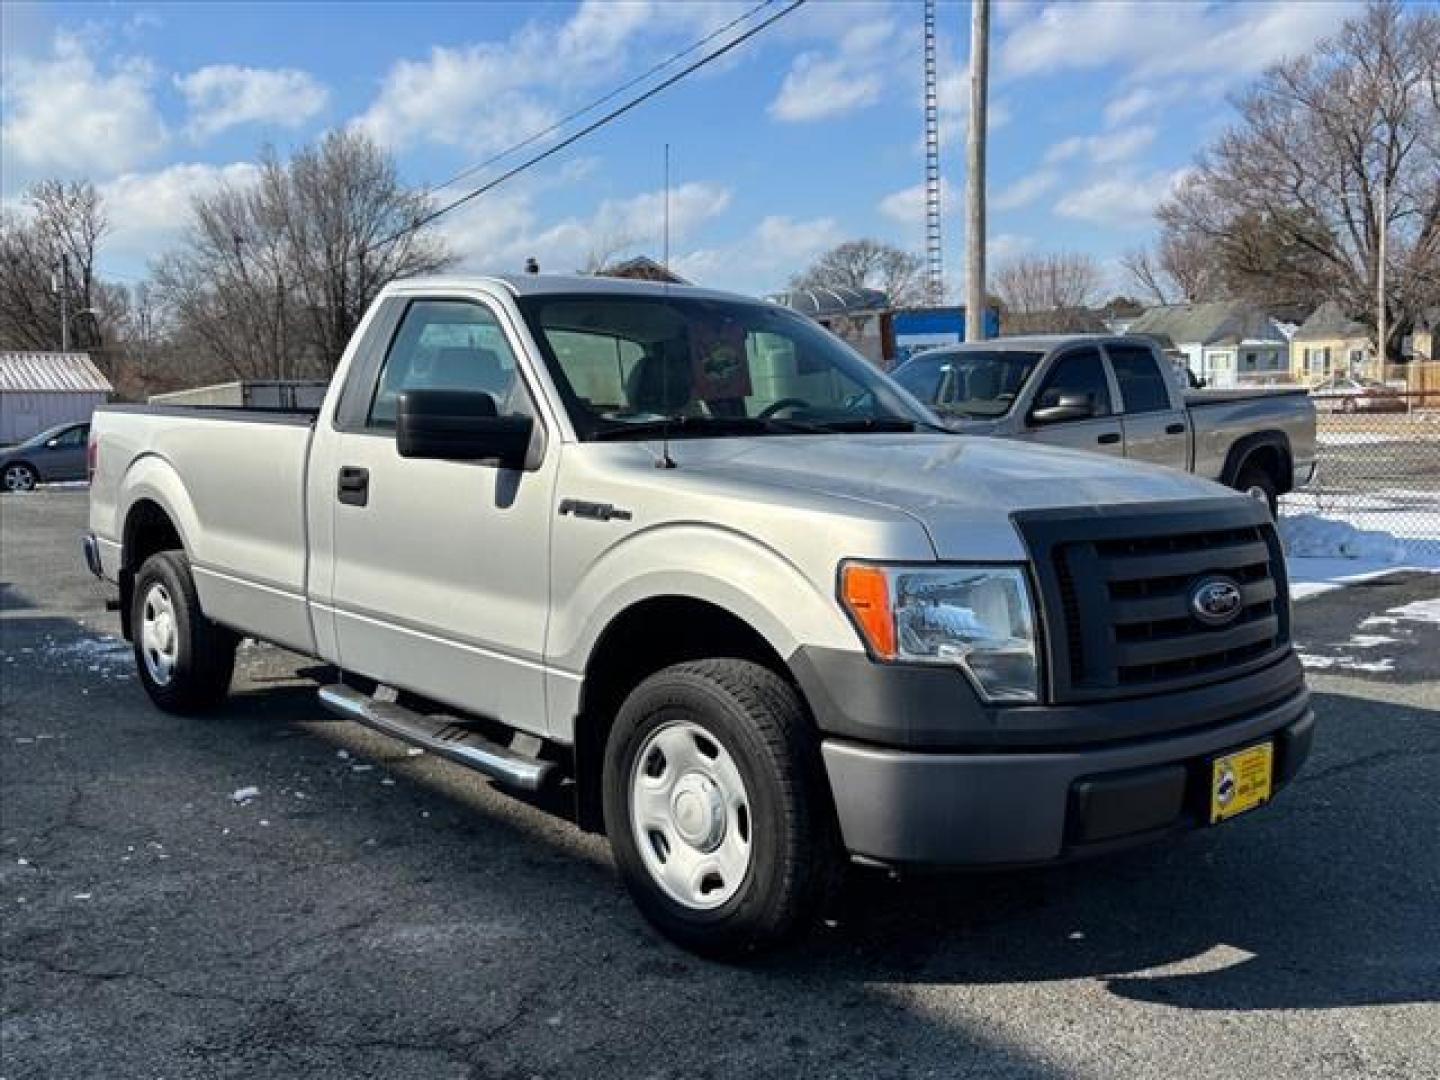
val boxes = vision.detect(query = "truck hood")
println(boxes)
[672,433,1235,561]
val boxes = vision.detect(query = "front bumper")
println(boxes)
[794,646,1314,867]
[823,691,1312,867]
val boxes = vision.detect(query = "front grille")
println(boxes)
[1015,500,1291,703]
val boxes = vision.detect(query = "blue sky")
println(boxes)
[1,0,1369,297]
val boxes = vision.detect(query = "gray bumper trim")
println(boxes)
[822,687,1311,866]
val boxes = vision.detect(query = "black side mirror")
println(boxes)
[397,389,533,468]
[1031,393,1094,425]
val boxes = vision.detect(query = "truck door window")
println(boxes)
[1031,349,1111,421]
[367,300,525,428]
[1107,346,1172,414]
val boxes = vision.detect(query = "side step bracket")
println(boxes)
[318,684,554,792]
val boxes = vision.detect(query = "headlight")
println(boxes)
[839,563,1039,703]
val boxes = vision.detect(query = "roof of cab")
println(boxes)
[386,272,764,305]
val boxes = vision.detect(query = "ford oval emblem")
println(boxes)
[1190,575,1243,627]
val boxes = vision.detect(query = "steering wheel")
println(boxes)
[758,397,812,419]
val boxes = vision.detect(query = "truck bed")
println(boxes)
[89,403,320,655]
[1185,386,1308,406]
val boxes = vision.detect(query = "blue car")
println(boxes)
[0,421,90,492]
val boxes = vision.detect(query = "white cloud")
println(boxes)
[1103,87,1159,127]
[439,180,732,274]
[1001,1,1358,82]
[355,1,742,154]
[878,177,959,232]
[1045,125,1156,166]
[672,214,840,294]
[97,162,263,268]
[992,170,1058,211]
[0,31,166,182]
[1053,169,1190,228]
[769,17,899,122]
[176,65,329,139]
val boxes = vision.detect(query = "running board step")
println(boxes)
[318,684,554,792]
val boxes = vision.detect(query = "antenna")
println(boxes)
[923,0,944,305]
[663,142,671,271]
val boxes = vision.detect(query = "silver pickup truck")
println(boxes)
[890,335,1317,513]
[85,275,1313,956]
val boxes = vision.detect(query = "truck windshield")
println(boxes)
[517,294,937,440]
[893,350,1045,419]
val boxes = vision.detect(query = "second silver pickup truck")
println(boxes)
[86,276,1313,956]
[891,335,1317,513]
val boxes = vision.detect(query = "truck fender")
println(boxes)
[117,453,203,565]
[545,523,859,742]
[1220,431,1293,493]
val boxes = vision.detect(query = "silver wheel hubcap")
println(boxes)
[630,721,752,910]
[3,466,34,491]
[140,583,178,686]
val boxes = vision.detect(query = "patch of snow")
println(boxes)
[1345,634,1398,649]
[1386,598,1440,626]
[1281,514,1409,561]
[1299,653,1396,674]
[231,786,260,804]
[1280,513,1440,600]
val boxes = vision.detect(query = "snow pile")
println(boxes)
[1279,514,1409,562]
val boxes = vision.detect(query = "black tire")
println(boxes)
[602,659,839,958]
[1236,464,1279,519]
[2,462,38,493]
[131,550,238,714]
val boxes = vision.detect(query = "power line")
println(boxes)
[362,0,808,263]
[423,0,778,198]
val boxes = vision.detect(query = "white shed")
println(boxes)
[0,352,113,445]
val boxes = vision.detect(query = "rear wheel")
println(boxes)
[2,463,37,492]
[602,659,838,958]
[1237,464,1279,519]
[131,551,238,713]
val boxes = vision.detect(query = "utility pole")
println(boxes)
[275,271,286,384]
[58,253,71,352]
[965,0,990,341]
[1376,174,1388,372]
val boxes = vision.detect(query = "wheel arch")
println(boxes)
[115,463,200,638]
[1221,431,1294,495]
[571,594,808,834]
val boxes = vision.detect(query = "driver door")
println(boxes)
[1019,347,1124,457]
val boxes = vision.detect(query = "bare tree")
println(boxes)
[1153,0,1440,356]
[156,130,456,382]
[0,181,108,353]
[1121,232,1223,306]
[790,239,927,307]
[579,231,639,275]
[992,251,1103,332]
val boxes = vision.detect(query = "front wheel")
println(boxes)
[2,463,37,492]
[602,659,838,958]
[131,551,239,714]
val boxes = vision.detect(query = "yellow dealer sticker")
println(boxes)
[1211,743,1274,823]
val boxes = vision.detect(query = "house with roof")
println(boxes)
[1126,301,1293,388]
[0,352,112,445]
[1290,301,1374,384]
[597,255,690,285]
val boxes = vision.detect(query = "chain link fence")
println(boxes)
[1280,375,1440,558]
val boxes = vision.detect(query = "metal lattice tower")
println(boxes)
[923,0,944,304]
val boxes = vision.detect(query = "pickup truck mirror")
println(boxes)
[396,389,533,469]
[1030,393,1095,425]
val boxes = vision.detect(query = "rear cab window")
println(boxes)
[366,299,530,429]
[1107,345,1174,414]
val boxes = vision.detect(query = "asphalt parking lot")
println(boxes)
[3,488,1438,1079]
